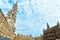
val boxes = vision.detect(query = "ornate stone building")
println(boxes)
[15,34,35,40]
[14,34,44,40]
[43,22,60,40]
[34,35,43,40]
[0,1,17,40]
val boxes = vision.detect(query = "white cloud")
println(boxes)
[16,0,60,36]
[1,0,60,37]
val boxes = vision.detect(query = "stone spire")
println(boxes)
[6,1,18,29]
[47,23,49,29]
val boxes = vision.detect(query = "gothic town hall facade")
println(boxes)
[0,1,17,40]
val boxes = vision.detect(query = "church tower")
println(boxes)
[6,1,18,32]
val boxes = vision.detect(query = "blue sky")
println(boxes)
[0,0,60,37]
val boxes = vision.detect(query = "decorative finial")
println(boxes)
[47,23,49,29]
[57,21,59,26]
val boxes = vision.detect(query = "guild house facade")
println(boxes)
[43,22,60,40]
